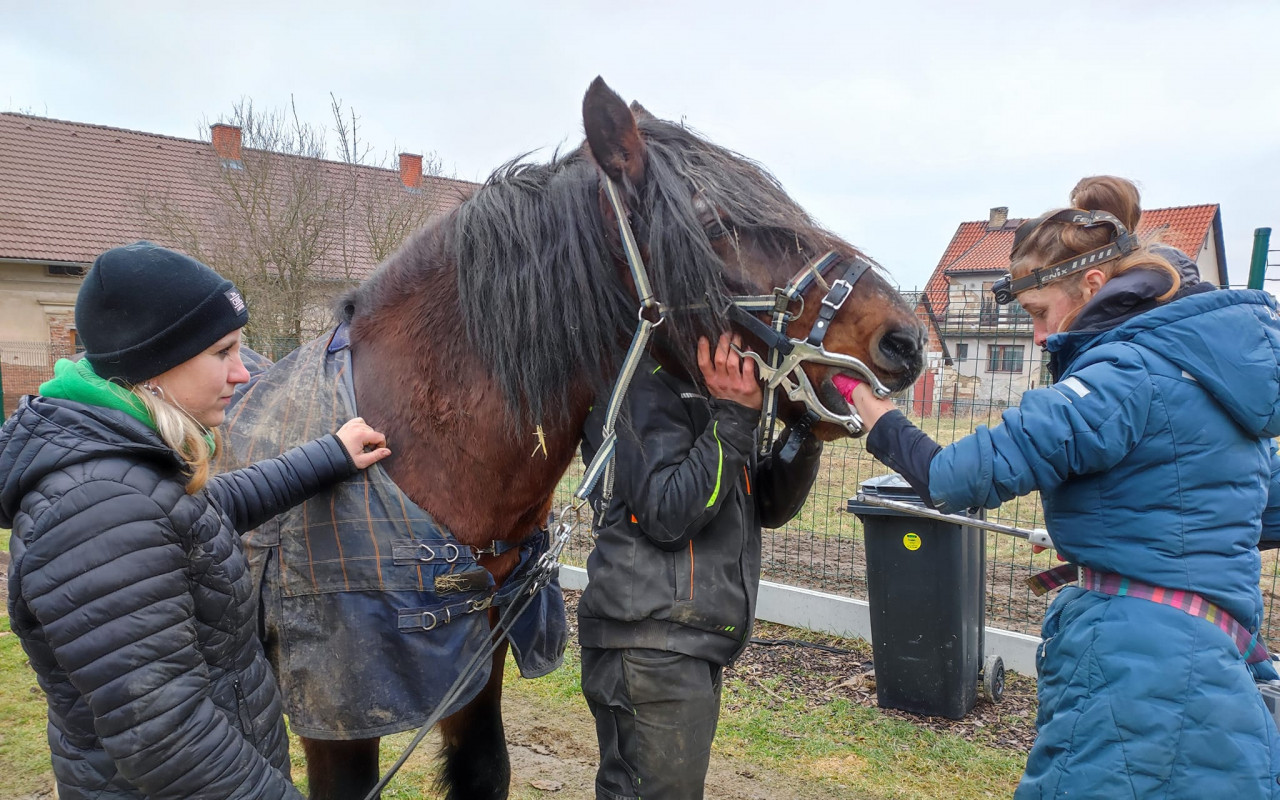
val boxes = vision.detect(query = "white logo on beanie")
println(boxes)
[225,289,246,314]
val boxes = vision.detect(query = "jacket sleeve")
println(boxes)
[207,434,356,533]
[613,372,760,551]
[928,347,1153,513]
[754,426,824,529]
[1261,442,1280,550]
[19,484,304,800]
[865,409,942,506]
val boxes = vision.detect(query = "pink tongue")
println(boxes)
[832,374,862,403]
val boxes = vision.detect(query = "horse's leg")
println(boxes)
[301,736,382,800]
[436,641,511,800]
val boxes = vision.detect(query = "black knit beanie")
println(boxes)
[76,242,250,383]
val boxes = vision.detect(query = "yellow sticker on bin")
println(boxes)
[903,532,921,551]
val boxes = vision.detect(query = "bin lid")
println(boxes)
[847,472,927,517]
[859,472,919,498]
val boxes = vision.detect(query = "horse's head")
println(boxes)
[581,77,926,441]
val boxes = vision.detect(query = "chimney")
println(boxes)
[399,153,423,190]
[987,206,1009,230]
[210,123,242,162]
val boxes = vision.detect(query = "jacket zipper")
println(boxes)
[232,677,257,745]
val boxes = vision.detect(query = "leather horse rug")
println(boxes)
[220,326,566,739]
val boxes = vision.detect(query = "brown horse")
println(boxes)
[227,77,925,800]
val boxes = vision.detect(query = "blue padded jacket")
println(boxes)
[930,288,1280,798]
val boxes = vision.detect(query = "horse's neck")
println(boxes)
[350,300,591,547]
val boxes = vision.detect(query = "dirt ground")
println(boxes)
[500,679,859,800]
[493,591,1036,799]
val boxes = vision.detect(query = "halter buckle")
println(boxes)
[821,279,853,313]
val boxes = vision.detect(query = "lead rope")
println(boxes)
[363,177,661,799]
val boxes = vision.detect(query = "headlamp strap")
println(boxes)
[1005,238,1133,297]
[996,208,1140,303]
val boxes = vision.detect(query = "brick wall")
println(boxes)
[1,318,76,416]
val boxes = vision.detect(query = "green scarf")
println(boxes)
[39,359,218,453]
[40,358,155,429]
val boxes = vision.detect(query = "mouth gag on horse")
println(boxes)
[722,247,893,456]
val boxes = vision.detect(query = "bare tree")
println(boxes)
[139,97,449,358]
[329,94,447,263]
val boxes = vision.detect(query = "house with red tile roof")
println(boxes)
[912,204,1228,414]
[0,112,475,412]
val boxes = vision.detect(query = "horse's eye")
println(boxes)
[704,219,729,240]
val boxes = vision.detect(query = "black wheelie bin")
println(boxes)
[847,472,996,719]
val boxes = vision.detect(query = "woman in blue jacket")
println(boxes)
[845,200,1280,798]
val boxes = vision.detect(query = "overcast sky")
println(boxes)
[3,1,1278,289]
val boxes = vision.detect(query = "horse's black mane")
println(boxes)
[350,116,837,425]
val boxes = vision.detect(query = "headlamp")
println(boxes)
[991,209,1138,305]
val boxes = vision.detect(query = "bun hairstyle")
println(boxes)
[1069,175,1142,232]
[1011,176,1182,331]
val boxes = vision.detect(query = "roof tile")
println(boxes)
[0,112,475,277]
[920,205,1219,316]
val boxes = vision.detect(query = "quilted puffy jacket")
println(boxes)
[929,288,1280,798]
[577,358,823,666]
[1,395,356,800]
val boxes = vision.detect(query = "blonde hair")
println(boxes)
[130,385,219,494]
[1011,207,1181,333]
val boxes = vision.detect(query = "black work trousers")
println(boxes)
[580,647,724,800]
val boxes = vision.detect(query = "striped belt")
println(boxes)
[1080,566,1269,664]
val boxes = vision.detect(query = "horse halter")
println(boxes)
[991,209,1139,305]
[725,250,892,452]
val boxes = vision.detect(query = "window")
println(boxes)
[954,343,969,363]
[47,264,86,277]
[987,344,1024,373]
[71,329,85,354]
[1039,350,1053,386]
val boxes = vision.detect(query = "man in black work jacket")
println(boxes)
[578,333,823,800]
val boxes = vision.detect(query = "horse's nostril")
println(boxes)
[879,327,922,364]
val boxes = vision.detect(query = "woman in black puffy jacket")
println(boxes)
[0,242,390,800]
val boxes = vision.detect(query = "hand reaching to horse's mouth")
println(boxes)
[698,333,763,410]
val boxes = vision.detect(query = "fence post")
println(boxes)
[1250,227,1272,290]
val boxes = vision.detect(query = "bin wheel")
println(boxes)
[981,655,1005,703]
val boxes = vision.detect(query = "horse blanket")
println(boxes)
[222,326,567,740]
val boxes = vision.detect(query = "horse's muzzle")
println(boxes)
[872,324,927,391]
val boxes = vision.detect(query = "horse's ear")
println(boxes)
[583,77,646,187]
[629,100,654,121]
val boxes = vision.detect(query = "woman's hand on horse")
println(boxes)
[335,417,392,469]
[843,379,896,430]
[698,333,763,410]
